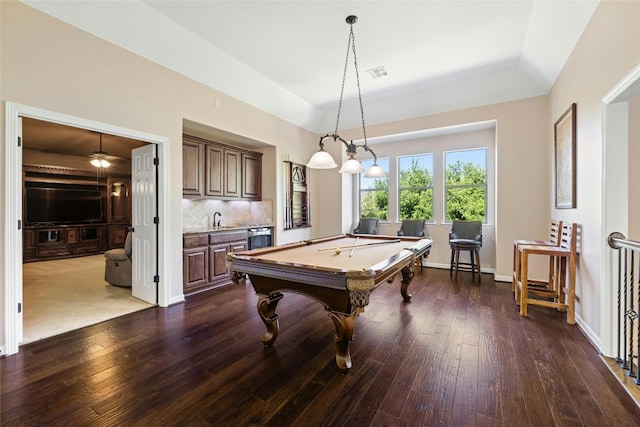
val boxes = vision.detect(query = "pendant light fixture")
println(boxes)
[307,15,386,178]
[90,132,111,168]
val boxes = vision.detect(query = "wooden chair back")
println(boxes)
[549,219,562,245]
[559,222,579,255]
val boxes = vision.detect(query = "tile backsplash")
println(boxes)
[182,198,273,232]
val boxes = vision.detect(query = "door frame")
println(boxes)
[3,102,169,355]
[601,64,640,356]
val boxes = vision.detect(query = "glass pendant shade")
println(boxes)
[307,150,338,169]
[339,158,364,174]
[364,163,386,178]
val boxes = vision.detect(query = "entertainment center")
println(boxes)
[22,164,131,262]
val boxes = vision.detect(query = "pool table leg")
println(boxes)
[400,261,416,301]
[257,293,283,347]
[328,310,358,371]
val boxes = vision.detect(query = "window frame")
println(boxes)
[358,157,390,221]
[397,153,434,222]
[443,147,488,224]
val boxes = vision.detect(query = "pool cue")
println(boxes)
[349,237,359,257]
[318,239,402,252]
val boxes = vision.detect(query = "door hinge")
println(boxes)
[153,157,159,166]
[18,303,22,314]
[153,275,160,283]
[17,136,22,147]
[18,219,22,230]
[153,216,160,225]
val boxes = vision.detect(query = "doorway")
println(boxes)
[602,64,640,357]
[4,102,169,355]
[20,118,151,343]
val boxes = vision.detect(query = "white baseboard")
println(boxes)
[424,262,498,278]
[168,295,186,306]
[576,314,602,354]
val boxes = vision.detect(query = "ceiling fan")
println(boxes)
[89,133,109,168]
[90,133,126,167]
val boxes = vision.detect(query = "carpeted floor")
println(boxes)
[22,254,154,344]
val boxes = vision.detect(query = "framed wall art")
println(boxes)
[554,103,577,209]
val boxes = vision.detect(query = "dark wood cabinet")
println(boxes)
[204,144,224,197]
[182,137,204,196]
[183,134,262,200]
[224,150,241,198]
[229,240,248,253]
[66,228,78,244]
[183,246,209,291]
[183,230,248,295]
[242,152,262,200]
[24,224,107,262]
[23,229,35,261]
[208,243,230,286]
[108,224,129,249]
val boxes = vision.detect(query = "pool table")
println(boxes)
[227,234,432,370]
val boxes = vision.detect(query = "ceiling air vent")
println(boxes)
[366,66,388,79]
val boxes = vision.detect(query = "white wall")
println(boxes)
[548,0,640,343]
[0,1,317,353]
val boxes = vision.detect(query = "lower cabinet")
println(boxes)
[23,224,108,262]
[107,224,129,249]
[183,230,248,295]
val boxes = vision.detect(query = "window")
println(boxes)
[398,154,433,220]
[359,158,389,220]
[444,148,487,222]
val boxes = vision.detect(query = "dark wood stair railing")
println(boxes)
[608,232,640,384]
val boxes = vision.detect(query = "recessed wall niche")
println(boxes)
[284,161,310,230]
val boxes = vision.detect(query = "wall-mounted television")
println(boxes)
[25,182,105,226]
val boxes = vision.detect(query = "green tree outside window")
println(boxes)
[359,158,389,220]
[445,149,487,221]
[398,155,433,220]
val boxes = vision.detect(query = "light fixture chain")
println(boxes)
[350,26,368,145]
[307,15,386,177]
[334,28,353,135]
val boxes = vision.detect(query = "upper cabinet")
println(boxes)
[224,149,241,198]
[182,134,263,201]
[242,152,262,199]
[182,138,203,196]
[204,144,224,197]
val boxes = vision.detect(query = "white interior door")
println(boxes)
[131,144,157,304]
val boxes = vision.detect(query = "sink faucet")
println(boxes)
[212,212,222,228]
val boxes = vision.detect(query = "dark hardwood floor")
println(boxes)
[2,268,640,426]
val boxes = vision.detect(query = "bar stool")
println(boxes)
[449,220,482,279]
[398,219,427,272]
[512,219,563,295]
[514,222,579,324]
